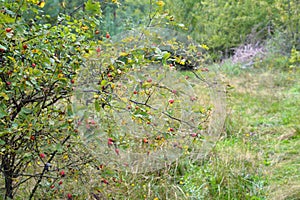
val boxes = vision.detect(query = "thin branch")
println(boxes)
[162,111,196,128]
[191,71,211,86]
[129,99,158,110]
[29,134,71,200]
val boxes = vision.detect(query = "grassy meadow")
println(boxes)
[180,60,300,199]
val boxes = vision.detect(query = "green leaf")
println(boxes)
[100,80,107,87]
[0,44,7,51]
[0,106,8,118]
[162,51,171,60]
[21,108,32,114]
[0,92,9,101]
[0,13,15,24]
[67,104,73,116]
[55,143,63,153]
[85,0,101,15]
[95,100,100,112]
[23,152,32,158]
[0,140,5,145]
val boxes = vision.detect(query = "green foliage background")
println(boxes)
[165,0,299,59]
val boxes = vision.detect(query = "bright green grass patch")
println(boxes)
[182,62,300,200]
[182,138,267,200]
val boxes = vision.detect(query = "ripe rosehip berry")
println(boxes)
[115,148,120,155]
[60,170,65,177]
[168,99,174,104]
[201,67,209,72]
[5,28,12,33]
[168,128,175,132]
[108,138,114,146]
[143,138,148,143]
[190,96,197,101]
[67,193,72,199]
[106,32,110,39]
[191,133,198,137]
[39,153,46,159]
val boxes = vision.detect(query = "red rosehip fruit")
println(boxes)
[191,133,198,137]
[115,148,120,155]
[168,128,175,132]
[67,193,72,199]
[168,99,174,104]
[60,170,65,177]
[5,28,12,33]
[143,138,148,143]
[39,153,46,159]
[201,67,209,72]
[106,32,110,39]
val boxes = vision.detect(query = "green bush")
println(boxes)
[165,0,299,60]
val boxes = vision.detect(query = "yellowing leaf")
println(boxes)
[201,44,209,50]
[37,1,45,8]
[7,56,16,62]
[32,49,40,54]
[156,1,165,7]
[119,52,129,57]
[81,26,89,31]
[0,92,9,100]
[120,97,127,103]
[27,0,39,4]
